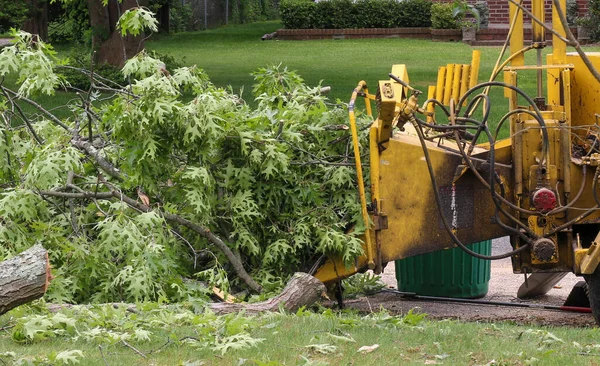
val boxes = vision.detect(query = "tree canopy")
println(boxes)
[0,7,368,304]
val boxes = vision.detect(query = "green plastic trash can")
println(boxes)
[394,241,492,298]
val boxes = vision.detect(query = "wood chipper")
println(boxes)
[313,0,600,324]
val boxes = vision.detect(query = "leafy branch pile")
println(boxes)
[0,25,368,304]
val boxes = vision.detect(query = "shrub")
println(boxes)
[0,1,28,34]
[280,0,432,29]
[431,2,460,29]
[590,0,600,41]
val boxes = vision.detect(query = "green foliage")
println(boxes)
[342,272,386,299]
[279,0,432,29]
[48,0,91,45]
[0,0,28,34]
[431,3,460,30]
[230,0,281,24]
[590,0,600,41]
[0,30,65,97]
[0,26,368,303]
[117,7,159,36]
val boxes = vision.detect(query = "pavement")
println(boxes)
[0,38,11,47]
[347,237,596,327]
[379,237,581,306]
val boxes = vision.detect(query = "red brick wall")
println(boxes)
[434,0,589,25]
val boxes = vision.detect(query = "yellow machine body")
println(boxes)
[314,2,600,286]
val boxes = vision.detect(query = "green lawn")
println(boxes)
[147,21,600,138]
[1,304,600,365]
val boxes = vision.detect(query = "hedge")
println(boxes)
[279,0,433,29]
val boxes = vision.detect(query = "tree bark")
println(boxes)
[22,0,48,41]
[0,245,51,316]
[208,272,326,315]
[87,0,149,68]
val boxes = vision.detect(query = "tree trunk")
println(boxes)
[22,0,48,41]
[0,245,51,316]
[87,0,149,68]
[208,272,326,315]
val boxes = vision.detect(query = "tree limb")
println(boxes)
[70,139,123,180]
[38,187,263,293]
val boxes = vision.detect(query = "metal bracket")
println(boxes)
[373,215,388,230]
[581,241,600,275]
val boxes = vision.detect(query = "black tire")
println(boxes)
[584,270,600,326]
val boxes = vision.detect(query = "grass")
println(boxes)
[146,21,600,138]
[1,305,600,365]
[4,21,600,137]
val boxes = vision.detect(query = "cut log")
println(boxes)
[0,245,51,315]
[45,273,326,315]
[208,272,326,315]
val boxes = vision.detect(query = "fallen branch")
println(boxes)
[44,273,326,315]
[0,245,51,316]
[38,187,263,293]
[208,272,326,314]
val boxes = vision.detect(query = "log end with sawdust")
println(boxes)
[0,244,51,316]
[209,272,327,315]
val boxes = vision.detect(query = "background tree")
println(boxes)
[22,0,49,41]
[87,0,151,67]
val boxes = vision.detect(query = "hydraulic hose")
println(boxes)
[411,115,532,260]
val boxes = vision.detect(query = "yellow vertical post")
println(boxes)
[452,64,463,102]
[363,87,373,117]
[427,85,436,123]
[552,0,567,64]
[436,66,446,102]
[532,0,546,44]
[509,0,525,66]
[469,50,481,88]
[369,126,381,208]
[349,81,375,269]
[460,65,471,103]
[443,64,455,105]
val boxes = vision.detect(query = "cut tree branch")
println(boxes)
[38,187,263,293]
[0,245,51,315]
[70,139,123,180]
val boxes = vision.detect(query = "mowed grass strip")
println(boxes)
[1,307,600,365]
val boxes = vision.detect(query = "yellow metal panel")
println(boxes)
[452,64,463,102]
[546,54,561,106]
[376,132,512,263]
[435,66,446,101]
[566,53,600,138]
[391,64,410,98]
[469,50,481,88]
[443,64,455,105]
[509,1,524,66]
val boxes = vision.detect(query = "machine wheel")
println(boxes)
[584,269,600,326]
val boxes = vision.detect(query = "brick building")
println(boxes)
[437,0,589,25]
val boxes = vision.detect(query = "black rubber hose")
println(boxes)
[545,166,600,236]
[411,115,531,260]
[446,114,537,235]
[456,81,550,164]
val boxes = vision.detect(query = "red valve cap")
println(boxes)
[532,188,557,214]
